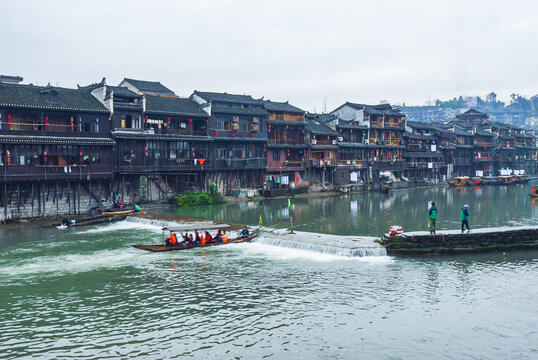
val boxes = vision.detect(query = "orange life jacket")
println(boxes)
[200,234,206,246]
[222,234,228,243]
[170,233,177,245]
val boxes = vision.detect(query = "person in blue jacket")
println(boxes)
[428,202,437,235]
[461,204,470,234]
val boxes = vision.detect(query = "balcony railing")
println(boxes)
[1,164,113,181]
[268,139,305,145]
[337,159,367,167]
[212,158,266,170]
[268,114,304,122]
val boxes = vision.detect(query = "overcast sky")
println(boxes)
[1,0,537,112]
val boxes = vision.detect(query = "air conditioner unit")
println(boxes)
[180,123,187,128]
[326,160,332,165]
[363,139,369,144]
[352,160,356,164]
[332,140,337,144]
[346,160,351,165]
[311,139,317,144]
[338,137,343,141]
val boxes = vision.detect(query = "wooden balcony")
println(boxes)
[371,160,406,170]
[212,158,266,170]
[0,164,113,182]
[475,141,494,147]
[268,114,304,122]
[336,159,367,168]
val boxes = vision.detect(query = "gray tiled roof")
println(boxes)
[475,128,495,137]
[107,86,141,98]
[0,83,108,113]
[404,131,436,140]
[211,106,268,116]
[306,113,337,124]
[193,91,264,105]
[305,117,338,136]
[145,96,208,117]
[123,78,175,95]
[406,120,435,130]
[263,100,305,113]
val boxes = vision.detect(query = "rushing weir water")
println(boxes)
[1,184,538,359]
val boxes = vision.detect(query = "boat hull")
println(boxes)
[102,208,144,215]
[133,230,260,252]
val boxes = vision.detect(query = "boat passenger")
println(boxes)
[133,204,141,212]
[189,234,194,243]
[170,233,178,245]
[222,231,228,243]
[239,226,250,237]
[200,232,206,246]
[215,230,223,242]
[205,231,213,243]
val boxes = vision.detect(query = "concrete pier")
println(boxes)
[380,226,538,255]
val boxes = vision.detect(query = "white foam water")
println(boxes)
[252,230,387,258]
[0,248,150,278]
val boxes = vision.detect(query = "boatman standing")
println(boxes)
[461,204,470,234]
[428,202,437,235]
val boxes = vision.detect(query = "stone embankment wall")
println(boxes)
[380,227,538,255]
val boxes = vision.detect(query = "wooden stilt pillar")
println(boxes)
[77,181,81,215]
[56,182,59,216]
[88,180,92,211]
[42,182,45,217]
[17,184,20,219]
[31,183,35,218]
[3,183,7,222]
[68,181,71,215]
[37,182,41,217]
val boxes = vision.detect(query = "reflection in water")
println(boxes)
[171,183,538,236]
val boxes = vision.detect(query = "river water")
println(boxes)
[1,184,537,359]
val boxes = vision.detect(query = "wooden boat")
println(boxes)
[102,208,144,215]
[449,176,470,187]
[133,224,260,252]
[497,176,515,185]
[529,187,538,197]
[481,177,494,185]
[467,177,481,186]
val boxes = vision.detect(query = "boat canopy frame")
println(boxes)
[162,224,232,233]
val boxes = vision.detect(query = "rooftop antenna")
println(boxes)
[323,98,327,113]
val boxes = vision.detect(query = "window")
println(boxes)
[273,150,280,161]
[220,121,230,131]
[217,148,227,158]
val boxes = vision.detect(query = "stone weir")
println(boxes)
[379,226,538,255]
[259,229,387,257]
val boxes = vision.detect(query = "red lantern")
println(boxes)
[189,118,192,124]
[45,116,49,128]
[145,116,148,120]
[6,150,10,164]
[251,133,254,137]
[70,116,74,129]
[216,131,219,136]
[206,119,209,124]
[232,133,235,137]
[167,117,171,123]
